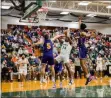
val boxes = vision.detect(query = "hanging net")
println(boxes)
[36,7,48,22]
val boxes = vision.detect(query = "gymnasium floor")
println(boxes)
[2,77,111,97]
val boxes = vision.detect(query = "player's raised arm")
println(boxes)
[64,29,73,45]
[72,17,82,39]
[78,16,90,37]
[51,34,65,42]
[79,16,87,31]
[33,37,44,47]
[79,16,82,29]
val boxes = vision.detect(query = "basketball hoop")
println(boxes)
[36,7,48,22]
[28,18,33,23]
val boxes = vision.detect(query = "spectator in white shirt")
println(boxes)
[96,54,104,79]
[18,55,29,86]
[18,47,23,55]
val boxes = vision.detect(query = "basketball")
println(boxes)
[80,32,86,36]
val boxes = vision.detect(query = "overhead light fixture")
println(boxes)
[72,22,79,23]
[78,1,91,6]
[106,5,111,9]
[60,12,69,15]
[49,1,56,2]
[1,5,11,9]
[87,14,96,17]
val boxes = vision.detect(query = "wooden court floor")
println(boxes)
[2,77,111,97]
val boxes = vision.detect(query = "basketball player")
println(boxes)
[18,55,29,86]
[77,17,94,85]
[33,33,65,86]
[54,53,63,87]
[55,30,73,85]
[96,54,104,79]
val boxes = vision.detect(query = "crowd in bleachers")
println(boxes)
[1,25,111,82]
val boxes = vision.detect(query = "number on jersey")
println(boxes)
[47,43,51,49]
[62,44,67,50]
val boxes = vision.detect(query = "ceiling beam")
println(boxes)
[46,7,111,17]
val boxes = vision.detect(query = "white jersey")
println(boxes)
[19,58,28,69]
[60,42,72,56]
[18,58,28,75]
[97,57,103,66]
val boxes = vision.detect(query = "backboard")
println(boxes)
[20,0,48,23]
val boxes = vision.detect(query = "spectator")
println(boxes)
[18,47,24,56]
[96,54,104,79]
[18,55,29,86]
[74,56,82,79]
[2,60,10,81]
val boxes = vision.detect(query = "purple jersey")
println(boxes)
[78,36,87,59]
[78,37,86,48]
[42,39,54,65]
[43,39,53,56]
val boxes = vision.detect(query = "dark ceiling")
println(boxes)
[1,0,111,24]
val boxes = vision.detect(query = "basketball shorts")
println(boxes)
[19,67,27,75]
[55,63,62,73]
[96,65,103,71]
[55,54,70,63]
[79,47,87,59]
[42,55,54,65]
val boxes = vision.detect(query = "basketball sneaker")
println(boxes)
[85,75,95,85]
[52,83,56,89]
[69,79,74,85]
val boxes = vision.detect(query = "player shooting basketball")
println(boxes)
[76,17,95,85]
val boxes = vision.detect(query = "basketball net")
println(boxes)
[36,7,48,23]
